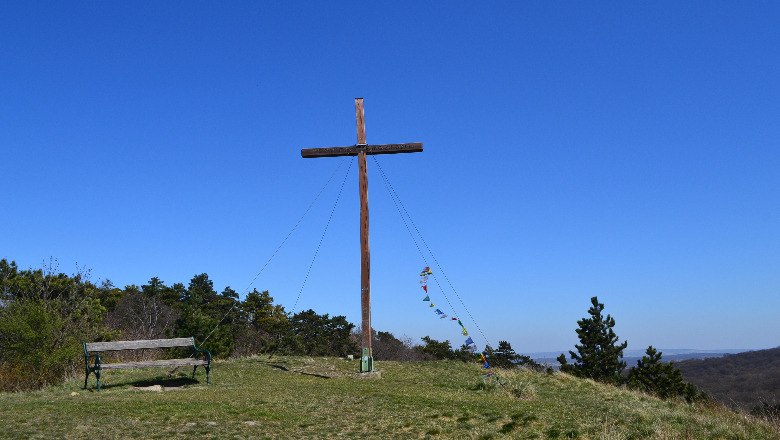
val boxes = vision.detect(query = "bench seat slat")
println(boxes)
[100,358,209,369]
[86,337,195,351]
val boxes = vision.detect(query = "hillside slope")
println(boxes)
[0,356,777,439]
[677,346,780,411]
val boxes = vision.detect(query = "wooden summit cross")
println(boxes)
[301,98,423,373]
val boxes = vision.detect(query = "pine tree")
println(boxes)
[627,346,695,400]
[418,336,456,360]
[489,340,520,369]
[557,296,627,384]
[485,341,544,371]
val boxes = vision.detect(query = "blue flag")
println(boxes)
[465,337,474,346]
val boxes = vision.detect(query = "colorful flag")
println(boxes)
[422,285,428,293]
[422,295,430,301]
[429,302,435,308]
[461,327,469,336]
[435,309,444,315]
[465,337,474,346]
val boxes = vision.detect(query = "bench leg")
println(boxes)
[95,369,101,391]
[192,366,197,379]
[206,365,211,385]
[84,370,89,390]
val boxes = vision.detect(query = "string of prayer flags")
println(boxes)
[415,266,493,381]
[417,265,474,353]
[455,318,469,336]
[419,267,432,293]
[481,353,490,369]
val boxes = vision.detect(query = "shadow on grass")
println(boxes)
[88,375,201,391]
[256,360,332,379]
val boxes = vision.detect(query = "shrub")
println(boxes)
[0,299,83,390]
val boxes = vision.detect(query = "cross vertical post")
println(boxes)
[355,98,373,372]
[300,98,423,373]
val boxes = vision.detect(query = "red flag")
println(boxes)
[422,285,428,292]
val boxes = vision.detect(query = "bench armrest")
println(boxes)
[83,342,101,368]
[192,345,212,364]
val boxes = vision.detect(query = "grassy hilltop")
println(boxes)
[1,356,777,439]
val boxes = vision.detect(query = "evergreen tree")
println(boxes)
[627,346,699,401]
[141,277,179,307]
[284,309,358,357]
[418,336,456,360]
[485,340,543,370]
[489,340,519,369]
[453,343,477,363]
[176,274,235,356]
[233,289,289,356]
[557,296,627,384]
[241,289,288,338]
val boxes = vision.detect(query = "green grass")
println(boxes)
[1,356,777,439]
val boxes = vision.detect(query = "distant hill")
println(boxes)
[677,346,780,411]
[531,348,747,369]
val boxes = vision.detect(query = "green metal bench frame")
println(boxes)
[83,337,211,391]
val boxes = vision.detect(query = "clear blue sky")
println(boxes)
[2,2,778,353]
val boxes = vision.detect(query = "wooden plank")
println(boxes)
[86,337,195,352]
[100,358,208,370]
[365,143,423,155]
[356,98,366,145]
[300,143,423,158]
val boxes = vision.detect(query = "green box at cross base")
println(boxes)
[360,348,374,372]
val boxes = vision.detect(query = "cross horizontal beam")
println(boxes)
[301,143,423,158]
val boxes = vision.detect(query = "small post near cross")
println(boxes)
[301,98,423,373]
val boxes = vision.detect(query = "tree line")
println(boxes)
[0,259,510,390]
[0,259,359,390]
[0,259,706,405]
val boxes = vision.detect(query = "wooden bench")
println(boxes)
[83,337,211,391]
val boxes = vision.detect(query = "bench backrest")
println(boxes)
[85,337,195,352]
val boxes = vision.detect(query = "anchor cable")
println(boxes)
[290,156,355,314]
[198,158,350,346]
[372,155,491,348]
